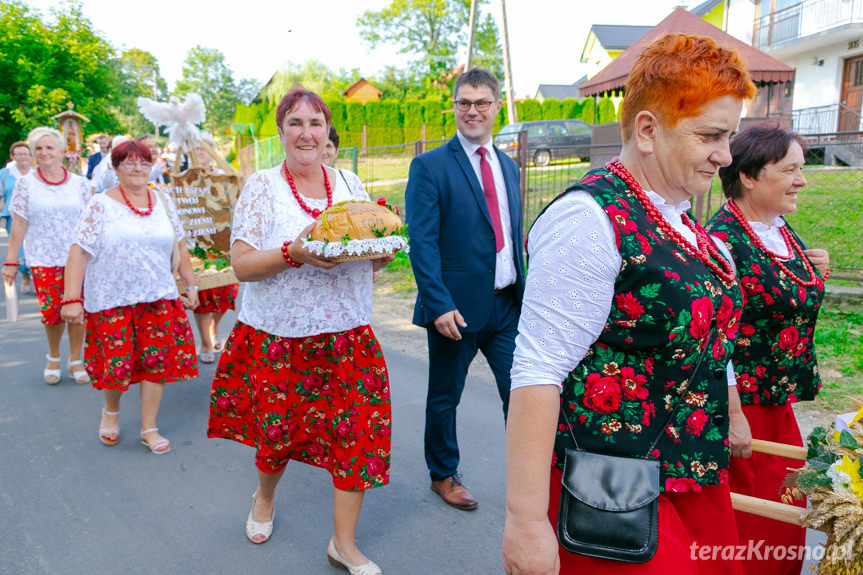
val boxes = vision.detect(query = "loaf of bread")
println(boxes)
[310,200,404,243]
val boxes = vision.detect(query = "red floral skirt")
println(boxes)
[207,322,391,491]
[84,298,198,391]
[729,403,806,575]
[194,284,239,315]
[30,266,66,326]
[549,467,741,575]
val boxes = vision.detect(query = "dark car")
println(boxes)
[494,119,592,166]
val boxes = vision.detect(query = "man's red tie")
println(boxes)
[477,147,504,252]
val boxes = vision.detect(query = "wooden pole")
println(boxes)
[466,0,478,70]
[198,140,238,174]
[751,439,808,461]
[498,0,517,124]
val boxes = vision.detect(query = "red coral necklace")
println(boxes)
[725,199,820,287]
[119,185,154,216]
[606,158,736,284]
[283,161,331,217]
[37,166,68,186]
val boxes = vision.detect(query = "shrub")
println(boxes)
[541,98,561,120]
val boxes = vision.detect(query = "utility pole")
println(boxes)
[466,0,479,70]
[499,0,517,124]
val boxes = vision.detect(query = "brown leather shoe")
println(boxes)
[431,475,478,510]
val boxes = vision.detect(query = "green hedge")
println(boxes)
[234,95,623,147]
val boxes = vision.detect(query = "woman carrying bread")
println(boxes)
[61,139,199,454]
[207,89,392,575]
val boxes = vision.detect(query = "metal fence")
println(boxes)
[247,135,863,283]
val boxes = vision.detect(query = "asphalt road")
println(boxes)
[0,235,825,574]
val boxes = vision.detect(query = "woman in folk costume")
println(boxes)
[207,89,392,575]
[707,124,829,575]
[502,34,757,575]
[2,127,92,384]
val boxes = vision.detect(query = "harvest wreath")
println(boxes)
[786,405,863,573]
[303,198,409,262]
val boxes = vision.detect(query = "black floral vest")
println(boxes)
[534,169,743,493]
[706,205,824,405]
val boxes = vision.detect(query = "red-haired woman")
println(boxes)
[708,124,828,575]
[2,127,91,384]
[61,140,199,454]
[503,34,757,575]
[207,89,391,575]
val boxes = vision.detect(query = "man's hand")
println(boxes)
[803,248,830,277]
[433,309,467,340]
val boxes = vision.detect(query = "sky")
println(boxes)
[23,0,693,99]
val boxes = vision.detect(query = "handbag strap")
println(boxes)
[561,328,719,458]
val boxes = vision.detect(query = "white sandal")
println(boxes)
[99,408,120,445]
[246,490,274,544]
[140,427,171,455]
[327,538,382,575]
[44,354,61,385]
[68,359,90,384]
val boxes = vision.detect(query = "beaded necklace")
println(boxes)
[119,185,154,216]
[283,161,331,217]
[37,166,68,186]
[606,159,736,284]
[725,200,820,287]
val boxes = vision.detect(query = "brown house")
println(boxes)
[343,79,383,104]
[579,7,795,120]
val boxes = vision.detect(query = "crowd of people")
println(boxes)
[0,32,835,575]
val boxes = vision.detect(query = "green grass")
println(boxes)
[811,303,863,412]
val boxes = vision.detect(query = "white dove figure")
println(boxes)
[136,93,206,152]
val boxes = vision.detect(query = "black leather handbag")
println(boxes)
[556,330,717,563]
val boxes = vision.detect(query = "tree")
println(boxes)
[235,77,263,106]
[0,0,122,155]
[114,48,169,136]
[174,45,238,134]
[357,0,503,92]
[259,60,356,103]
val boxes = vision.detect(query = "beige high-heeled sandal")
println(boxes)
[246,490,274,544]
[327,538,382,575]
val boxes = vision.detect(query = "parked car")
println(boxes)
[494,119,592,166]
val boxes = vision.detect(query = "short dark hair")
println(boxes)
[453,68,500,101]
[719,124,806,200]
[111,140,152,168]
[275,89,331,133]
[328,125,339,150]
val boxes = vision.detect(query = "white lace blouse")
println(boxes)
[232,166,374,338]
[510,189,737,392]
[73,192,184,313]
[9,172,92,267]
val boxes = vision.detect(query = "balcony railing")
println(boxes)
[755,0,863,49]
[777,103,863,133]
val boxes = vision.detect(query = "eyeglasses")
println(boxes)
[119,161,153,170]
[12,152,31,158]
[454,99,496,112]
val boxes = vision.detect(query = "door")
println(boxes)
[840,56,863,132]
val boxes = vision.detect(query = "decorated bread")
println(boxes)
[305,199,409,261]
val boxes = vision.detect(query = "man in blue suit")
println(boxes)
[406,68,524,511]
[86,135,109,179]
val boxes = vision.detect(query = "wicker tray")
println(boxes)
[176,266,238,293]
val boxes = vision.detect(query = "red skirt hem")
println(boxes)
[207,322,392,492]
[194,284,239,315]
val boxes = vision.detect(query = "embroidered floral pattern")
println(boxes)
[30,266,68,326]
[84,298,198,391]
[707,206,823,405]
[194,284,239,315]
[207,322,391,492]
[538,168,743,492]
